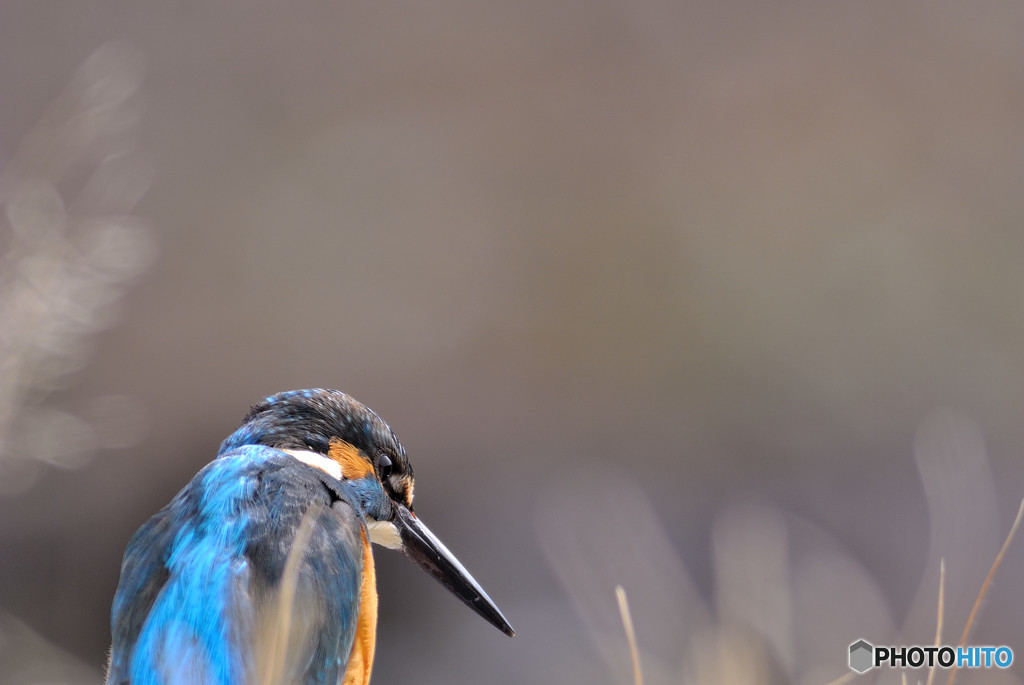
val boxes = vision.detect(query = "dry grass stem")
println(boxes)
[946,497,1024,685]
[925,559,945,685]
[615,585,644,685]
[257,502,324,685]
[822,671,857,685]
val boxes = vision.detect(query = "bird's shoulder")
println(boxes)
[108,446,367,685]
[118,445,365,591]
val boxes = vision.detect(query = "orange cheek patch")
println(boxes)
[328,438,374,479]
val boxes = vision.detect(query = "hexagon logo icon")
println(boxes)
[849,639,874,673]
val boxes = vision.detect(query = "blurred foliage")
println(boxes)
[0,43,155,494]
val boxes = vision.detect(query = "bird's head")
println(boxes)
[219,388,514,637]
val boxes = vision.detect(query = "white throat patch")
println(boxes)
[366,519,402,549]
[283,449,342,481]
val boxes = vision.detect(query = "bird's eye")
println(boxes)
[378,454,393,479]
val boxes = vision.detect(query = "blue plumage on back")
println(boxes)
[107,446,365,685]
[129,451,256,684]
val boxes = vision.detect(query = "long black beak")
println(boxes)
[394,504,515,636]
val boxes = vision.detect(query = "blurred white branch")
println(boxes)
[0,43,157,494]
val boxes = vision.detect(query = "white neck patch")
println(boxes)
[283,450,402,550]
[283,449,342,481]
[366,519,402,549]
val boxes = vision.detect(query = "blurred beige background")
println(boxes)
[2,2,1024,684]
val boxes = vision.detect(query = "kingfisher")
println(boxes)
[105,388,514,685]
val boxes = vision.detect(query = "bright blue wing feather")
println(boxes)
[107,446,366,685]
